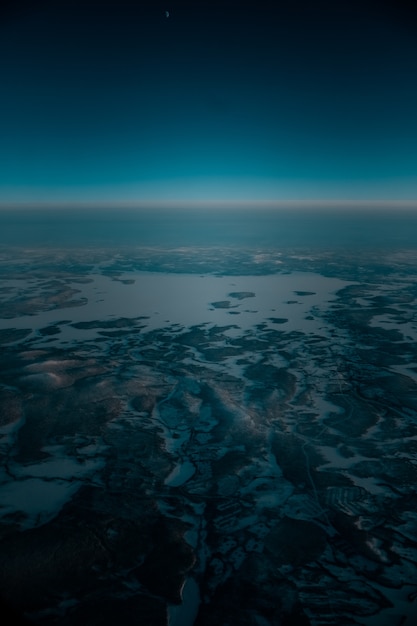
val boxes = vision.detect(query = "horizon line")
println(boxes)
[1,199,417,211]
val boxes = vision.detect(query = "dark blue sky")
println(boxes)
[1,0,417,205]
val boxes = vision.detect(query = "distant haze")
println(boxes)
[1,206,417,249]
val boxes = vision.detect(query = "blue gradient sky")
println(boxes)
[1,0,417,206]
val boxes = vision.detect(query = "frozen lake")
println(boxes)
[0,270,353,344]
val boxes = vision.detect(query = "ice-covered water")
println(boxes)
[0,271,353,343]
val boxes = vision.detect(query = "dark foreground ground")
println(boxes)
[1,244,417,625]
